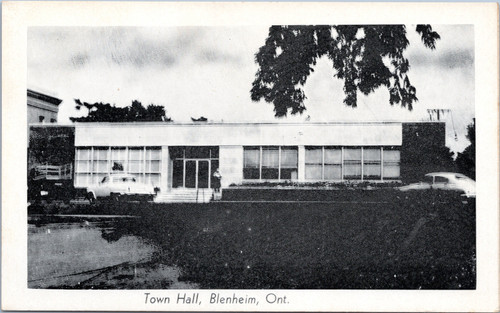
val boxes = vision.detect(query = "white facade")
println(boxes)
[73,122,404,192]
[75,122,402,147]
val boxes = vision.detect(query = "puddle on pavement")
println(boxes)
[28,215,198,289]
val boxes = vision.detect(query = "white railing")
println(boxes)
[33,163,73,180]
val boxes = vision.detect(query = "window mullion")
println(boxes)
[259,147,263,181]
[143,147,147,183]
[321,147,325,180]
[380,147,384,181]
[361,147,364,182]
[183,159,186,188]
[341,147,344,181]
[90,147,94,184]
[278,147,282,181]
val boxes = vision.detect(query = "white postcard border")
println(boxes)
[2,2,499,312]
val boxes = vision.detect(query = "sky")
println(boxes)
[28,25,474,153]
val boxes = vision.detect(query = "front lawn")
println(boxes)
[117,197,475,289]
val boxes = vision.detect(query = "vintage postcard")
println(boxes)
[2,1,499,312]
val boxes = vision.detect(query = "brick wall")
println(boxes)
[401,122,454,182]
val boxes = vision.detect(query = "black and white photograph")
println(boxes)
[2,2,499,312]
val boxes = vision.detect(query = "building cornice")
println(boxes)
[27,89,62,106]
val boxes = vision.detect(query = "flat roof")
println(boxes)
[71,120,444,127]
[29,120,445,128]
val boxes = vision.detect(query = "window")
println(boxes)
[39,116,45,122]
[50,118,57,123]
[75,148,91,186]
[324,147,342,180]
[261,147,279,179]
[145,147,161,186]
[344,148,362,180]
[305,147,342,180]
[243,147,260,179]
[111,148,127,172]
[243,146,298,180]
[305,147,323,179]
[280,147,298,179]
[128,148,144,175]
[382,148,400,179]
[92,148,109,184]
[363,148,381,179]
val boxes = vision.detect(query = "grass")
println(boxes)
[94,195,475,289]
[28,190,476,289]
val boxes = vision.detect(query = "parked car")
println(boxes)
[86,174,156,203]
[399,172,476,198]
[28,179,77,204]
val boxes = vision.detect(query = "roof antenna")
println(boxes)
[427,109,458,141]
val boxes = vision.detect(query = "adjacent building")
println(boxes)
[27,89,62,125]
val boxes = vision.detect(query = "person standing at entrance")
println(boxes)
[213,168,222,200]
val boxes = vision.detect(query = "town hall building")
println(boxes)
[71,121,446,200]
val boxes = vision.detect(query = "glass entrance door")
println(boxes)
[170,147,219,189]
[198,160,209,188]
[185,160,197,188]
[183,159,211,189]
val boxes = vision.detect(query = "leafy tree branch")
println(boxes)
[251,25,440,117]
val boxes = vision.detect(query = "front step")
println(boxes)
[154,188,214,203]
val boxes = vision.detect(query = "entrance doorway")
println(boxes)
[171,146,219,189]
[185,160,210,189]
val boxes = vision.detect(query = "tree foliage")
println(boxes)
[28,126,75,172]
[455,119,475,179]
[251,25,440,117]
[70,99,172,122]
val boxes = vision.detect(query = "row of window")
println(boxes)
[243,146,298,180]
[75,147,161,186]
[74,145,401,186]
[304,146,400,180]
[243,146,400,181]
